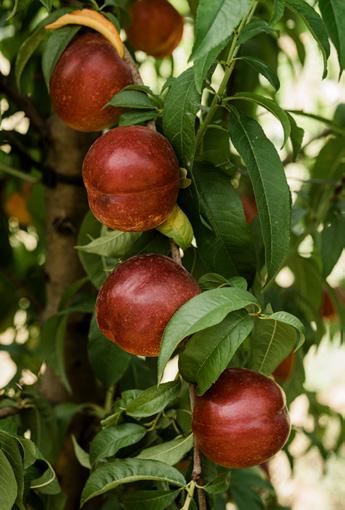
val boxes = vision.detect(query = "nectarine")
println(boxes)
[126,0,184,58]
[193,368,290,468]
[96,254,200,356]
[50,33,133,132]
[82,126,180,231]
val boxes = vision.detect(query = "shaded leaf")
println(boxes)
[122,489,181,510]
[81,459,186,506]
[286,0,330,77]
[163,68,200,166]
[42,25,80,90]
[228,110,291,282]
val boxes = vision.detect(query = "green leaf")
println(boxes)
[76,230,141,257]
[0,430,24,509]
[0,449,18,510]
[40,315,71,393]
[271,0,286,24]
[90,424,147,465]
[249,313,302,374]
[158,287,258,380]
[287,113,304,161]
[119,110,157,126]
[122,489,181,510]
[42,26,80,90]
[318,0,345,72]
[16,29,47,90]
[179,311,254,395]
[228,110,291,282]
[199,273,247,290]
[137,434,193,466]
[320,206,345,277]
[193,164,256,281]
[229,92,291,147]
[194,42,225,93]
[238,20,278,44]
[191,0,252,61]
[126,381,180,418]
[15,8,71,89]
[235,56,280,90]
[77,211,106,289]
[81,459,186,506]
[107,90,158,110]
[163,68,200,166]
[40,0,53,11]
[71,436,91,469]
[204,473,231,494]
[285,0,330,78]
[88,315,131,387]
[231,468,272,510]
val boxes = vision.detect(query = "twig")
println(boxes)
[0,407,20,419]
[283,128,331,165]
[0,72,47,139]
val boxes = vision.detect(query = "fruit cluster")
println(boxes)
[48,5,290,470]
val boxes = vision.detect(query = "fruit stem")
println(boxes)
[170,239,207,510]
[104,384,115,414]
[181,481,196,510]
[194,0,258,154]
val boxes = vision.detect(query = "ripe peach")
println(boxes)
[50,33,133,132]
[193,368,290,468]
[126,0,184,58]
[82,126,180,231]
[96,253,200,356]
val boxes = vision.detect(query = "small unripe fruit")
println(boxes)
[96,254,200,356]
[50,33,133,132]
[126,0,184,58]
[273,352,296,381]
[82,126,180,231]
[193,368,290,468]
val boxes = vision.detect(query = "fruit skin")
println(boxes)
[82,126,180,231]
[96,253,200,356]
[273,351,296,382]
[241,195,258,224]
[126,0,184,58]
[50,33,133,132]
[193,368,290,468]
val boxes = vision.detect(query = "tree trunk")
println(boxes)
[41,114,99,509]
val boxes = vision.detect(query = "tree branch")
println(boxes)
[0,72,47,139]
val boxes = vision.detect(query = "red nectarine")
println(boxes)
[126,0,184,58]
[193,368,290,468]
[82,126,180,231]
[50,33,133,132]
[96,254,200,356]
